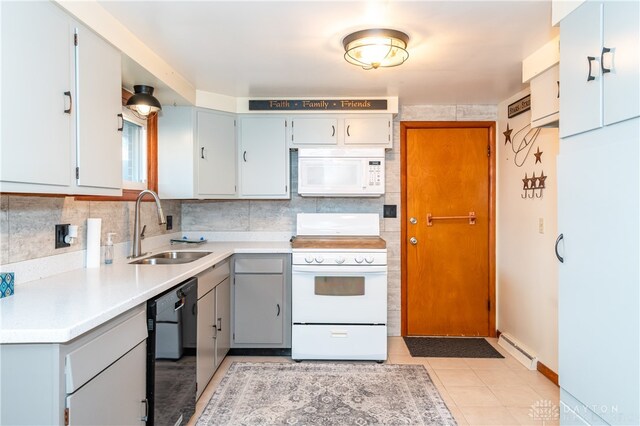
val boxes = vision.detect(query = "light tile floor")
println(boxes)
[188,337,560,426]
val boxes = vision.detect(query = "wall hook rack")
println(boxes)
[521,171,546,199]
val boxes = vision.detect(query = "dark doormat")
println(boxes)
[403,337,504,358]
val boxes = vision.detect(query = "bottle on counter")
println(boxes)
[105,232,116,265]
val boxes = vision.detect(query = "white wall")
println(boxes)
[497,89,559,372]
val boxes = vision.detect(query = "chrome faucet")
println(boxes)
[129,190,166,259]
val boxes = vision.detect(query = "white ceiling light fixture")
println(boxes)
[343,28,409,70]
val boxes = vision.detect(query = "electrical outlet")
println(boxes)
[166,215,173,231]
[538,218,545,234]
[383,205,397,218]
[55,224,70,249]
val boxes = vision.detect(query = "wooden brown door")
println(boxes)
[403,123,494,336]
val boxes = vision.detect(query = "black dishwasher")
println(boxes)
[146,277,198,425]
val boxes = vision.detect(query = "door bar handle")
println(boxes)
[117,113,123,132]
[276,303,280,317]
[427,211,476,226]
[331,125,335,137]
[141,398,149,422]
[555,233,564,263]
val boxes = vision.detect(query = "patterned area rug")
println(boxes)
[197,362,457,425]
[403,337,504,358]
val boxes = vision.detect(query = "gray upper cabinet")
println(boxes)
[232,254,291,348]
[289,115,392,148]
[158,107,237,199]
[197,110,237,196]
[1,1,122,196]
[75,24,123,192]
[291,117,338,145]
[1,1,72,189]
[344,117,391,146]
[239,117,290,198]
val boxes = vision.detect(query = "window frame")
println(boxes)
[121,108,148,191]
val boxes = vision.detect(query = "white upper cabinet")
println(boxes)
[0,1,122,196]
[291,118,338,145]
[197,110,237,196]
[560,1,640,138]
[530,64,560,128]
[239,117,289,198]
[75,25,122,192]
[1,1,73,189]
[602,1,639,127]
[158,107,237,199]
[289,115,392,148]
[344,117,391,146]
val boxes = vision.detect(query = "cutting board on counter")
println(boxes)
[290,236,386,249]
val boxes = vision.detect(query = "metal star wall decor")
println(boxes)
[521,170,546,198]
[503,123,513,145]
[534,147,543,164]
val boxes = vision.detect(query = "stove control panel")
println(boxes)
[293,252,387,266]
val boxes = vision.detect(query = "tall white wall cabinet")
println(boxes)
[557,1,639,424]
[0,1,122,196]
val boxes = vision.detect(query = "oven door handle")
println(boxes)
[292,265,387,274]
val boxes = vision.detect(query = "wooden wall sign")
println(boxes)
[508,95,531,118]
[249,99,388,111]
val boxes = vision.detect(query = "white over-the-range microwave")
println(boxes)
[297,148,385,197]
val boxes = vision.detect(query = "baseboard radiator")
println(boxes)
[498,333,538,370]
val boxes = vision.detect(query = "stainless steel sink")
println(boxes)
[129,251,212,265]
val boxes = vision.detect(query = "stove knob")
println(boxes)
[304,256,314,264]
[335,257,345,264]
[315,256,324,263]
[355,257,364,264]
[365,257,374,264]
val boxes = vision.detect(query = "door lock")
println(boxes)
[410,217,417,224]
[410,237,418,245]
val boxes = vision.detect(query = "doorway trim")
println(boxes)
[400,121,497,337]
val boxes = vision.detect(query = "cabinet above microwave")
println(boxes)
[289,114,392,149]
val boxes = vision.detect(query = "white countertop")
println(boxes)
[0,241,291,344]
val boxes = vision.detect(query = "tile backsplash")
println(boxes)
[0,195,181,265]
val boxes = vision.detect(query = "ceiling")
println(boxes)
[101,1,558,106]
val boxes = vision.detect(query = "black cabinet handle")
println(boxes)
[276,303,280,317]
[587,56,596,81]
[557,81,560,99]
[117,113,123,132]
[601,47,611,74]
[141,398,149,422]
[200,147,205,159]
[217,317,222,331]
[243,151,247,162]
[346,125,351,137]
[331,125,335,137]
[555,233,564,263]
[64,91,72,114]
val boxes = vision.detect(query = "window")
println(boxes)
[121,109,147,190]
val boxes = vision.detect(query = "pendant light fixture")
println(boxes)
[125,85,162,119]
[343,28,409,70]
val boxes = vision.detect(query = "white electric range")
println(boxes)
[290,213,387,361]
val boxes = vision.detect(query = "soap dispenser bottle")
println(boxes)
[105,233,116,264]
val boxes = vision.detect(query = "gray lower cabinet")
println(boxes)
[196,260,230,400]
[66,342,146,425]
[0,305,147,425]
[232,254,291,348]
